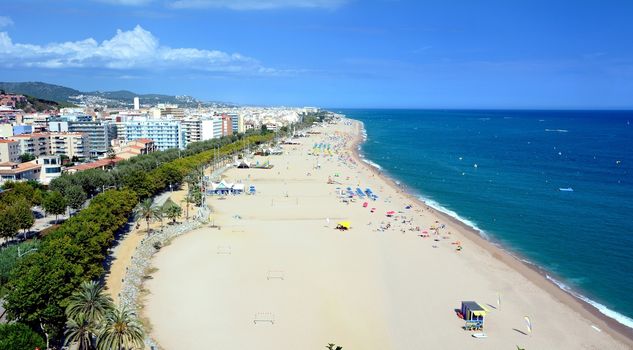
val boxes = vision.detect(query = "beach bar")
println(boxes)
[460,301,487,330]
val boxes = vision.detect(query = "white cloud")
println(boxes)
[169,0,347,9]
[0,16,13,28]
[0,25,277,74]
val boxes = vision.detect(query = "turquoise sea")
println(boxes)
[341,109,633,328]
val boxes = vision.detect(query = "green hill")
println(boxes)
[0,81,81,103]
[0,81,231,108]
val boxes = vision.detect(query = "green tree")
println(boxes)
[64,281,114,350]
[0,203,19,239]
[0,323,46,350]
[66,280,114,324]
[135,199,159,235]
[122,169,154,199]
[42,191,67,223]
[13,198,35,240]
[64,314,94,350]
[1,181,43,206]
[164,205,182,224]
[65,185,87,213]
[96,307,144,350]
[19,153,36,163]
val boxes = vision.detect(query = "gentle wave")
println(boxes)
[418,196,490,240]
[545,129,569,133]
[545,275,633,329]
[361,158,383,170]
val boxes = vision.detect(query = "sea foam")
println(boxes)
[361,158,383,170]
[545,275,633,329]
[418,196,490,240]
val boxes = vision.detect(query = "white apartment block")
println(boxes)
[49,132,90,160]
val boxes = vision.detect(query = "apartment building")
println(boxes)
[50,120,116,157]
[49,132,90,160]
[221,114,233,136]
[120,119,184,151]
[0,139,21,163]
[8,133,51,157]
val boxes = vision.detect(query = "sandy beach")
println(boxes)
[141,120,632,349]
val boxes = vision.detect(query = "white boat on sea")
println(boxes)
[559,187,574,192]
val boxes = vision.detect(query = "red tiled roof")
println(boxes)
[133,138,154,144]
[67,157,124,171]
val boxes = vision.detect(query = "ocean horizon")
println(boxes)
[341,109,633,328]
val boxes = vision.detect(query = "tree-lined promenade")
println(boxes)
[0,128,279,349]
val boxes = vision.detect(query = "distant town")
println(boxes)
[0,89,321,185]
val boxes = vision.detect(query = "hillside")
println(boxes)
[0,81,233,108]
[0,82,81,102]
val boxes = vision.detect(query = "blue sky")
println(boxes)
[1,0,632,108]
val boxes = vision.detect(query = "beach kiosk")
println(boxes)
[460,301,487,330]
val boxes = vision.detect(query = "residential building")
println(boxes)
[182,118,202,145]
[0,139,21,163]
[134,97,140,110]
[114,138,157,159]
[0,94,27,108]
[160,105,185,119]
[221,114,233,136]
[8,133,51,157]
[0,162,41,184]
[35,155,62,184]
[50,120,115,157]
[227,113,244,134]
[202,118,223,141]
[120,119,184,151]
[49,132,90,160]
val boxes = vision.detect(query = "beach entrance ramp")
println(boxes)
[267,270,285,280]
[216,245,232,255]
[254,312,275,324]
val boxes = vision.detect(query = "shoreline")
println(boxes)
[349,118,633,345]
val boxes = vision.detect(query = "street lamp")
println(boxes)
[17,247,38,258]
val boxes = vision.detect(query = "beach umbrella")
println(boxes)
[524,316,532,334]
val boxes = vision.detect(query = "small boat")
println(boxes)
[559,187,574,192]
[472,333,488,339]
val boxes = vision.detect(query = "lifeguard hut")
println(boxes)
[460,301,487,330]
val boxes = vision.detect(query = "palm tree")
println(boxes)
[165,205,182,224]
[65,281,115,350]
[182,194,194,220]
[66,281,115,324]
[135,199,160,235]
[97,307,145,350]
[154,207,165,231]
[64,314,94,350]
